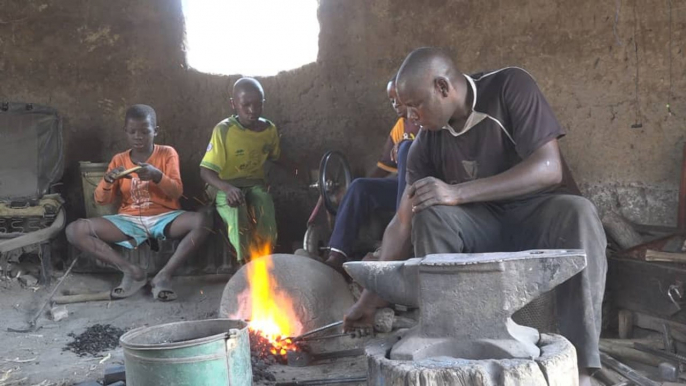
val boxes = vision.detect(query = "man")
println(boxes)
[325,78,419,271]
[342,48,606,385]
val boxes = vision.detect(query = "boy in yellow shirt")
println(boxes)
[200,78,280,263]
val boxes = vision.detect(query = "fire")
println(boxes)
[245,243,302,357]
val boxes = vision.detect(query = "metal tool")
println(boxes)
[658,362,679,382]
[275,376,366,386]
[663,323,676,353]
[299,332,352,342]
[8,257,78,333]
[287,347,364,367]
[283,321,343,342]
[633,342,686,364]
[667,283,683,312]
[600,352,661,386]
[112,166,142,180]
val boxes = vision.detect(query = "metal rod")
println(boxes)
[600,352,661,386]
[633,342,686,364]
[8,257,79,332]
[300,332,352,341]
[275,376,366,386]
[285,321,343,342]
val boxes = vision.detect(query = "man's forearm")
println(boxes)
[354,198,413,310]
[378,213,412,262]
[380,191,413,262]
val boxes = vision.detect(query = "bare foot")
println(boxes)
[343,300,376,332]
[124,264,146,281]
[324,252,347,275]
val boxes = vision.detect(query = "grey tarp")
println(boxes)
[0,102,63,201]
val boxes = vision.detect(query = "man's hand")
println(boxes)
[391,143,399,163]
[223,185,244,207]
[104,166,126,184]
[135,162,163,183]
[407,177,459,212]
[343,299,377,332]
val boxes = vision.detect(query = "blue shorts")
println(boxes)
[102,210,185,249]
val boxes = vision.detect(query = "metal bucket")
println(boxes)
[119,319,252,386]
[79,161,119,217]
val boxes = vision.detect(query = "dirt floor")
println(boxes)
[0,272,365,386]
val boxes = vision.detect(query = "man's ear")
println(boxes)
[435,77,450,97]
[154,126,159,137]
[230,98,236,111]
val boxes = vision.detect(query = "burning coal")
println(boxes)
[235,243,303,360]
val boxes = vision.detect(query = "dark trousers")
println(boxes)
[329,141,413,257]
[411,194,607,369]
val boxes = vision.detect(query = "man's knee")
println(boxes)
[347,178,376,197]
[412,206,452,235]
[557,196,601,225]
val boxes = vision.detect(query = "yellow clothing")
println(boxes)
[376,118,419,173]
[389,118,416,144]
[200,116,280,186]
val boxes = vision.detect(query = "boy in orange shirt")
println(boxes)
[66,105,211,301]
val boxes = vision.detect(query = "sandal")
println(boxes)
[151,280,177,302]
[111,273,147,299]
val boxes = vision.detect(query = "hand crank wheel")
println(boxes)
[318,151,352,215]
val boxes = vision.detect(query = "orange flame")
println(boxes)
[245,243,302,356]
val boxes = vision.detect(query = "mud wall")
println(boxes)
[1,0,684,253]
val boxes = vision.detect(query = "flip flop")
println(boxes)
[151,280,177,302]
[111,274,147,299]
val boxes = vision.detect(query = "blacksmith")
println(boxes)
[342,47,607,386]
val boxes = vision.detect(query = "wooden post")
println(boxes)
[618,309,634,339]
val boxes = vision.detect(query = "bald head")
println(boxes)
[395,47,468,131]
[232,77,264,100]
[396,47,461,100]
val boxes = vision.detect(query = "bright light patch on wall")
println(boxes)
[181,0,320,77]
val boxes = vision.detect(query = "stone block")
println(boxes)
[49,305,68,321]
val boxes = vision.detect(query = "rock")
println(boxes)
[104,364,125,384]
[50,305,68,321]
[219,254,355,335]
[18,274,38,286]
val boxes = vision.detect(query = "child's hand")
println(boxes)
[223,185,245,207]
[135,162,163,183]
[104,166,126,184]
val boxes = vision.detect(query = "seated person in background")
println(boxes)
[200,78,280,264]
[325,77,420,272]
[66,104,211,301]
